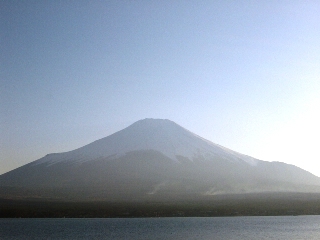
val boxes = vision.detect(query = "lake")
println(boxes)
[1,216,320,239]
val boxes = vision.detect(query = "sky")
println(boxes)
[1,1,320,176]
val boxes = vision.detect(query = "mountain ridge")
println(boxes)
[1,118,320,201]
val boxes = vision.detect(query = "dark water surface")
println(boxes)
[1,216,320,239]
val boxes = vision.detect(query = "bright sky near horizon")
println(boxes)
[1,1,320,176]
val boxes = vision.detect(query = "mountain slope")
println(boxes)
[1,118,320,201]
[33,118,258,166]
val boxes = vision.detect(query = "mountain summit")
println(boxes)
[36,118,257,166]
[1,118,320,201]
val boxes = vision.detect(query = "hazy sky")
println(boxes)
[1,1,320,176]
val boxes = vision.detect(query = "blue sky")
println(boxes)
[1,1,320,176]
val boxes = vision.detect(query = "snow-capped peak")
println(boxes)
[35,119,258,166]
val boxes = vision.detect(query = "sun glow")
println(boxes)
[256,97,320,176]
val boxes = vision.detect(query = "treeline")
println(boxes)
[1,192,320,218]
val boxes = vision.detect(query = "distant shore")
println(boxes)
[1,192,320,218]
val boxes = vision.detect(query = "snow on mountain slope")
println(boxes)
[35,118,258,166]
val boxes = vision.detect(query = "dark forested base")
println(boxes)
[2,192,320,218]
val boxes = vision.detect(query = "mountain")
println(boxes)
[1,118,320,201]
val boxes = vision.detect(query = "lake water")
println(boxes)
[1,216,320,239]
